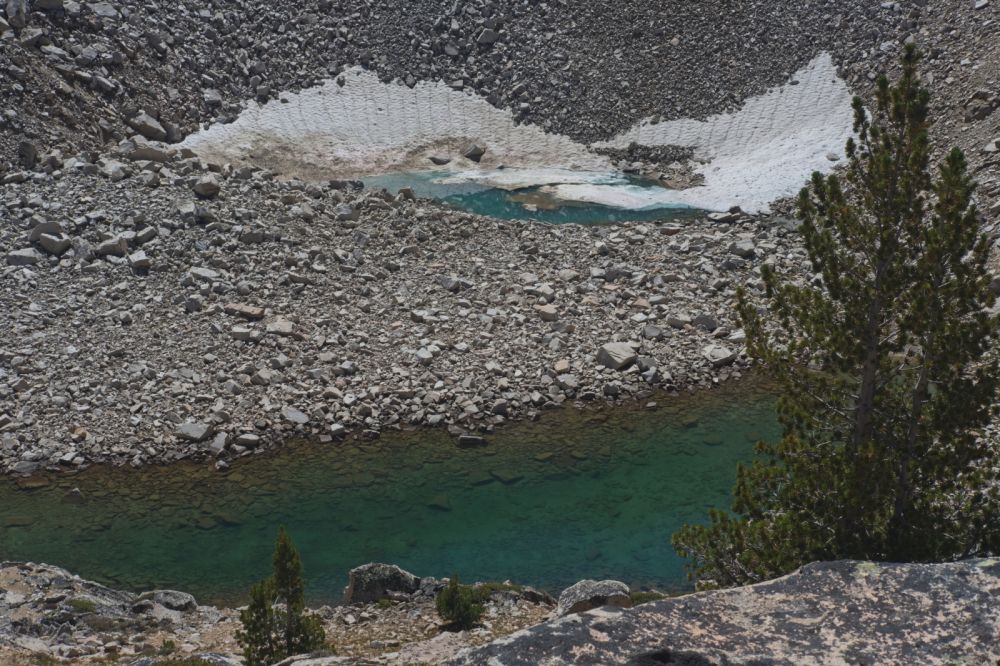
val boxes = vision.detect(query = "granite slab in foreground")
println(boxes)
[449,559,1000,665]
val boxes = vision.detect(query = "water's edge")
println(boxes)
[362,169,704,224]
[0,380,780,606]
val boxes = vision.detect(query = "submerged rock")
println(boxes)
[457,434,488,448]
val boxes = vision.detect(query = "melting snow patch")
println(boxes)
[439,168,628,191]
[181,53,854,214]
[179,69,608,177]
[593,52,854,212]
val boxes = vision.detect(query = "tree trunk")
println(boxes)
[890,354,931,551]
[891,268,942,553]
[851,290,883,457]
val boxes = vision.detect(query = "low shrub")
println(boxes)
[67,598,97,614]
[435,576,483,630]
[471,581,522,602]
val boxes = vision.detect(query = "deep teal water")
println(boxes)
[364,171,701,224]
[0,384,778,606]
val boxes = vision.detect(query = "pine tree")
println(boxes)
[672,46,1000,589]
[237,528,327,665]
[237,579,279,666]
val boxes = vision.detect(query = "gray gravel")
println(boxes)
[0,153,807,474]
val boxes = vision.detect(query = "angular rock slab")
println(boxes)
[596,342,638,371]
[5,0,27,28]
[127,112,168,142]
[6,248,44,265]
[38,233,72,255]
[282,406,309,425]
[137,589,197,612]
[175,422,211,442]
[449,559,1000,665]
[702,344,737,367]
[193,174,221,199]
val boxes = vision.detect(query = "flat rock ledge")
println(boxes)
[448,559,1000,665]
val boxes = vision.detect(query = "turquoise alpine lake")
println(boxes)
[363,170,702,225]
[0,382,778,606]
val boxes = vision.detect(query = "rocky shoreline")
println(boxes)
[0,151,802,476]
[3,558,997,665]
[0,561,557,665]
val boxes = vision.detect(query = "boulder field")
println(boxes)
[0,159,798,474]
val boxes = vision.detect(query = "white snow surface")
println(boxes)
[439,168,628,191]
[588,52,855,212]
[181,53,854,214]
[179,69,608,177]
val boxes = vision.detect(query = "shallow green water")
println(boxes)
[364,171,701,224]
[0,383,778,606]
